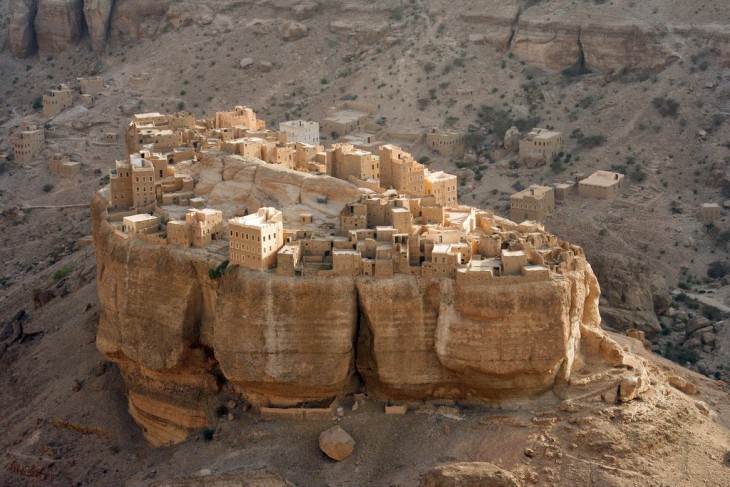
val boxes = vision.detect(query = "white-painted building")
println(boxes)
[279,120,320,146]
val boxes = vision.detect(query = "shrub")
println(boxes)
[652,97,680,118]
[576,135,607,149]
[629,167,646,182]
[201,427,214,441]
[418,156,430,164]
[52,266,72,282]
[32,97,43,110]
[43,183,54,192]
[707,260,729,279]
[208,260,229,279]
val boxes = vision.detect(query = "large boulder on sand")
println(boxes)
[278,20,308,41]
[318,426,356,461]
[420,462,520,487]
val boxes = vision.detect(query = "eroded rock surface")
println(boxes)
[9,0,38,58]
[92,157,647,445]
[83,0,113,52]
[35,0,86,54]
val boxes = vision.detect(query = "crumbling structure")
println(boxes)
[42,84,74,118]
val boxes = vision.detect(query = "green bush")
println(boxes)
[208,260,229,280]
[576,135,607,149]
[43,183,54,192]
[52,266,72,282]
[32,97,43,110]
[201,427,214,441]
[707,260,729,279]
[652,97,680,118]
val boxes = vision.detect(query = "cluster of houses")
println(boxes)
[105,105,591,281]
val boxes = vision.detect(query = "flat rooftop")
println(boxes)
[124,214,157,223]
[580,170,624,187]
[323,109,369,124]
[512,185,553,200]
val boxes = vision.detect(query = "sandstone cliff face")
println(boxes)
[92,170,635,446]
[108,0,170,45]
[590,253,671,338]
[83,0,113,52]
[8,0,38,58]
[34,0,86,54]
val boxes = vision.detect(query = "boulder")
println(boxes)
[590,254,663,337]
[83,0,113,52]
[701,331,716,346]
[258,61,273,73]
[9,0,38,58]
[668,375,698,395]
[278,20,308,41]
[686,316,712,336]
[239,57,254,69]
[503,126,521,152]
[318,426,355,461]
[35,0,86,54]
[420,462,520,487]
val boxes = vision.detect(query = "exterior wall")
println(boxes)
[13,130,45,163]
[109,163,133,210]
[425,172,458,206]
[280,120,320,146]
[578,172,625,199]
[185,209,224,247]
[700,204,722,224]
[502,249,528,275]
[277,244,301,276]
[131,164,155,208]
[510,186,555,223]
[215,106,265,130]
[122,215,160,235]
[379,145,425,195]
[228,209,284,270]
[426,132,465,157]
[43,89,73,117]
[78,77,104,95]
[332,250,361,277]
[167,221,192,247]
[519,129,564,163]
[49,155,81,177]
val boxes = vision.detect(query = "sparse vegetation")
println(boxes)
[208,260,229,279]
[576,135,607,149]
[652,97,680,118]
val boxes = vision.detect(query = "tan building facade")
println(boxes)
[48,154,80,177]
[228,208,284,269]
[426,130,465,158]
[519,128,564,164]
[578,171,625,199]
[510,185,555,223]
[13,129,44,163]
[43,86,74,117]
[379,144,425,195]
[700,203,722,224]
[78,77,104,95]
[425,171,458,206]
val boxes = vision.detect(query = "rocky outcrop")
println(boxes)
[83,0,113,52]
[420,462,520,487]
[9,0,38,58]
[34,0,86,54]
[108,0,170,44]
[278,20,308,42]
[92,157,646,445]
[590,253,670,338]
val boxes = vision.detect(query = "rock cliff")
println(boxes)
[91,158,647,446]
[83,0,113,52]
[9,0,38,58]
[34,0,86,54]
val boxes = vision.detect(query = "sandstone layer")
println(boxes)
[92,156,647,445]
[8,0,38,58]
[34,0,86,54]
[83,0,113,52]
